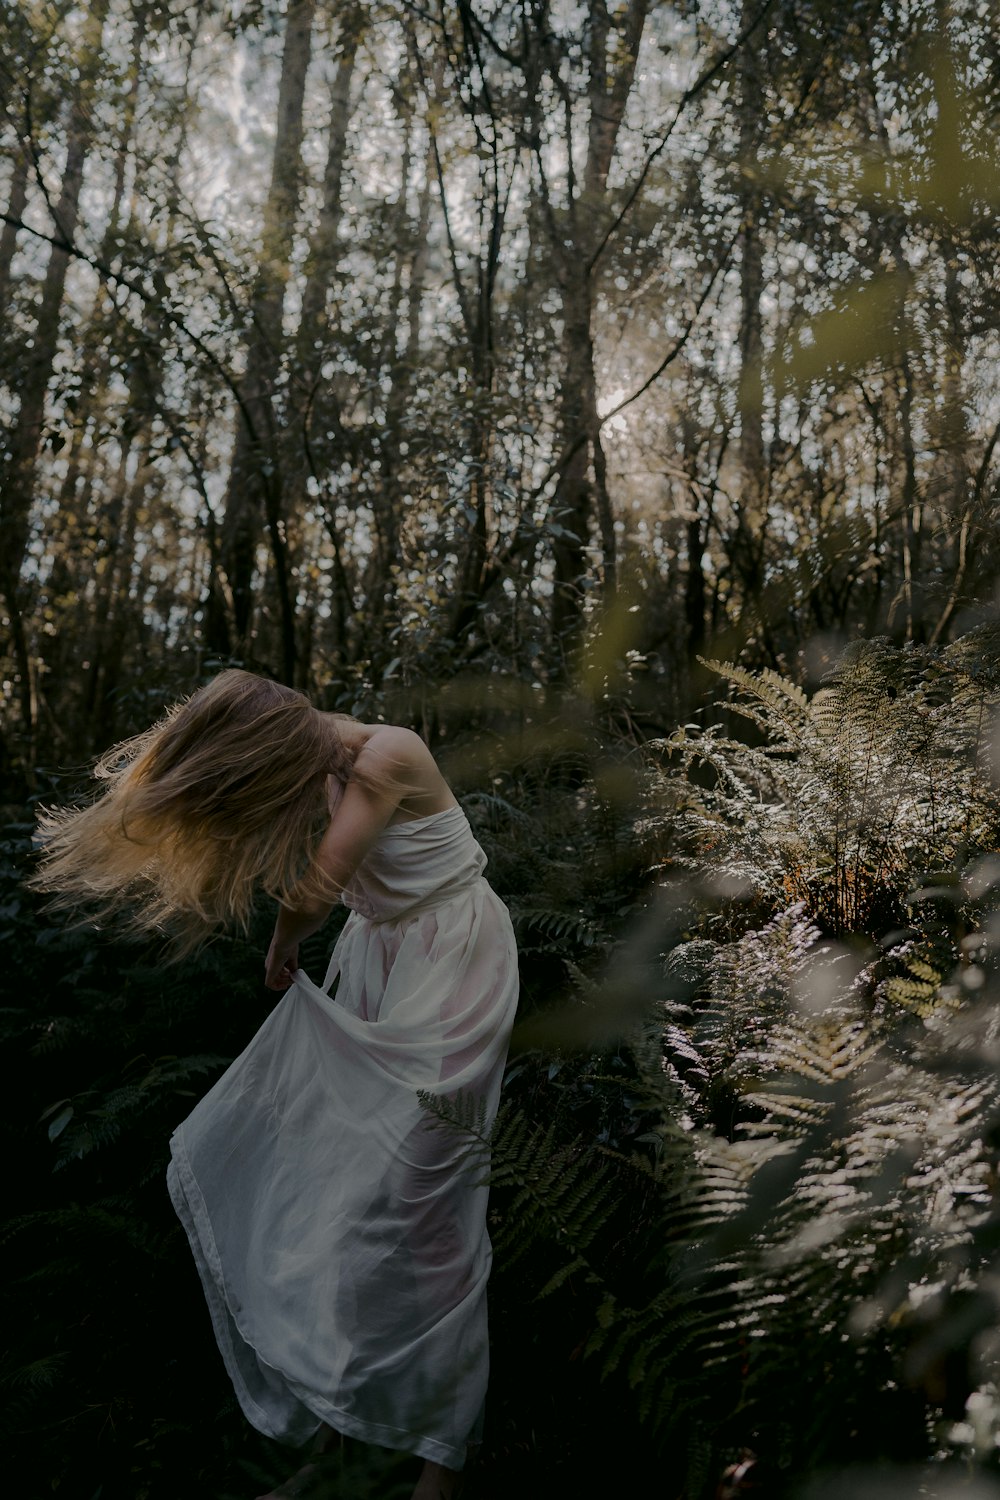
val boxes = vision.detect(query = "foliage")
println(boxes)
[12,633,1000,1495]
[3,0,1000,764]
[416,632,1000,1496]
[649,630,1000,936]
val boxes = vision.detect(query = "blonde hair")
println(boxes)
[30,670,363,956]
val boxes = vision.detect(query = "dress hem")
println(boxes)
[167,1133,468,1470]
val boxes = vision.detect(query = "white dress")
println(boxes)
[166,805,518,1470]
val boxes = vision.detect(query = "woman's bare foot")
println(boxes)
[312,1423,341,1455]
[410,1458,460,1500]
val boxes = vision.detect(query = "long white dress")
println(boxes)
[166,805,518,1470]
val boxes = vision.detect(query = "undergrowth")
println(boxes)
[9,632,1000,1497]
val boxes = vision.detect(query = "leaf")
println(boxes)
[770,272,909,395]
[46,1106,74,1142]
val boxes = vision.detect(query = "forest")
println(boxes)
[3,0,1000,1495]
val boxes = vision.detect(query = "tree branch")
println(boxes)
[586,0,778,274]
[0,210,261,450]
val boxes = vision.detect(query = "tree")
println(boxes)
[212,0,318,680]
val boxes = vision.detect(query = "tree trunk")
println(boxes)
[0,144,28,330]
[284,14,362,686]
[546,0,648,672]
[32,5,152,758]
[377,131,437,655]
[215,0,317,680]
[0,0,110,746]
[733,0,768,645]
[550,270,595,668]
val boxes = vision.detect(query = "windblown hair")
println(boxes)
[31,671,364,956]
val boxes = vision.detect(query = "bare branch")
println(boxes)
[587,0,778,273]
[0,210,259,448]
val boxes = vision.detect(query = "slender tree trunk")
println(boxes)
[284,14,362,686]
[0,0,110,746]
[35,7,152,755]
[928,230,971,643]
[377,133,437,654]
[550,269,595,667]
[215,0,317,680]
[0,144,28,329]
[93,452,156,742]
[733,0,768,647]
[896,351,922,640]
[545,0,648,673]
[862,34,925,642]
[685,512,707,660]
[82,445,135,734]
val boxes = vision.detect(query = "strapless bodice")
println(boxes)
[341,804,487,923]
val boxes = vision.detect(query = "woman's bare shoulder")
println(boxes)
[353,724,455,819]
[358,723,433,767]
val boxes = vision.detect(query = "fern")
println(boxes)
[510,905,606,952]
[655,637,1000,937]
[44,1052,231,1168]
[421,1090,624,1287]
[472,632,1000,1486]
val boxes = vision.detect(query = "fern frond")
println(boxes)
[512,906,605,950]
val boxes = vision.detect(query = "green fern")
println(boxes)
[510,905,606,951]
[468,632,1000,1485]
[656,636,1000,937]
[45,1052,230,1167]
[421,1090,624,1286]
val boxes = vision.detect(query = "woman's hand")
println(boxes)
[265,933,300,991]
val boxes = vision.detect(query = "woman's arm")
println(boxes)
[264,771,398,990]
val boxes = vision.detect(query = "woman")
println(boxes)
[32,670,519,1500]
